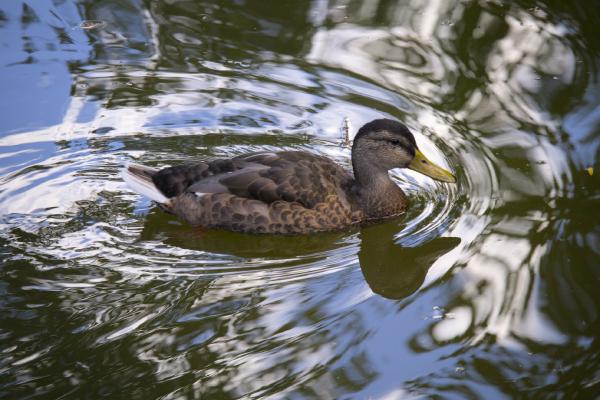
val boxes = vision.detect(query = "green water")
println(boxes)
[1,0,599,398]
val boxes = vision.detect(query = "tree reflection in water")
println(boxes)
[0,0,598,398]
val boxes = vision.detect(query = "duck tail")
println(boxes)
[121,163,170,205]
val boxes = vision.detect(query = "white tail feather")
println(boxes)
[121,165,169,204]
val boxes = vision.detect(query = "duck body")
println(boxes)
[123,119,455,235]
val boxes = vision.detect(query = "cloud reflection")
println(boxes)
[0,0,599,398]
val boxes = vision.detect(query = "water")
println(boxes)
[1,0,599,398]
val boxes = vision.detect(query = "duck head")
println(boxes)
[351,119,456,184]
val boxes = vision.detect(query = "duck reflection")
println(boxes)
[358,221,460,300]
[139,209,459,299]
[139,208,349,259]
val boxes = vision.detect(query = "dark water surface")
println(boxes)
[1,0,599,398]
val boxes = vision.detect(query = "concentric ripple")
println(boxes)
[1,1,599,398]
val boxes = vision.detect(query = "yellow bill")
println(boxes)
[408,149,456,183]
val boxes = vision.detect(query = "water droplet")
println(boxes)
[340,117,352,148]
[75,362,90,371]
[79,20,106,30]
[92,126,114,134]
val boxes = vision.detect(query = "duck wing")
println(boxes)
[153,151,354,208]
[125,151,360,234]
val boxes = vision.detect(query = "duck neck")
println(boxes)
[351,149,407,219]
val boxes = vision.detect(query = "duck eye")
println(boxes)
[389,139,402,146]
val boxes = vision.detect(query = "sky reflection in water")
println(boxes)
[0,0,599,398]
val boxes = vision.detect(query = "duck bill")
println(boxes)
[408,149,456,183]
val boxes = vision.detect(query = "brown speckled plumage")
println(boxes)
[123,119,456,234]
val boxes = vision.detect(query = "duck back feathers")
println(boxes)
[124,151,364,234]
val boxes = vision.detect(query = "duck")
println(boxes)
[122,119,456,234]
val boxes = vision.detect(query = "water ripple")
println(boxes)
[1,0,598,398]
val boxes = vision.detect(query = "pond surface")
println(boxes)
[1,0,599,398]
